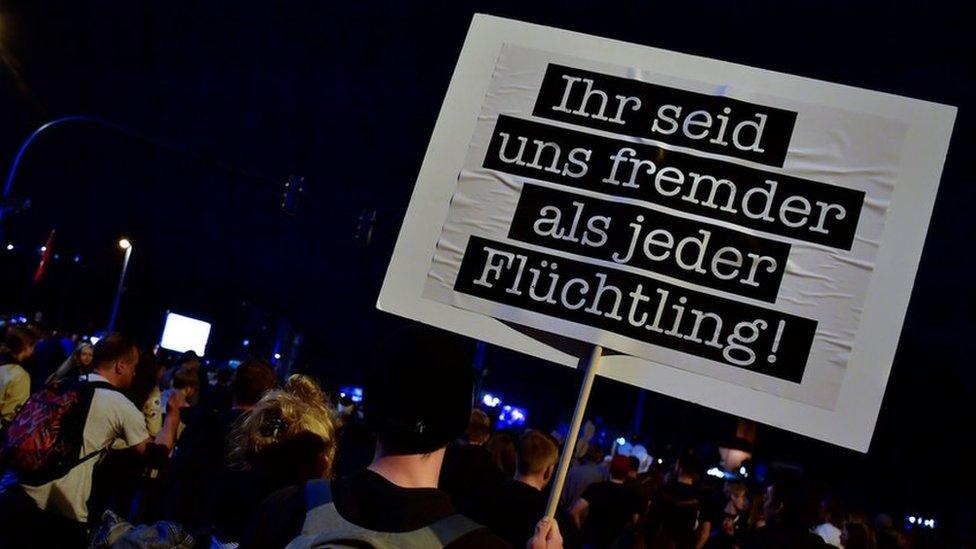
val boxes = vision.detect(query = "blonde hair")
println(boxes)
[228,386,338,479]
[285,374,329,410]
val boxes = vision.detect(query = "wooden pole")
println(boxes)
[545,344,603,519]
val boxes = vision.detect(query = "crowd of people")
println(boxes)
[0,321,939,548]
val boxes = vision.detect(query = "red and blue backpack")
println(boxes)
[1,377,116,486]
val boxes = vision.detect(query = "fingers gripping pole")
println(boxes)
[545,345,603,519]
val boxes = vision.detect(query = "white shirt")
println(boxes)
[814,522,844,548]
[21,373,149,523]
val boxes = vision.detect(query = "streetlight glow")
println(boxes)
[118,238,131,250]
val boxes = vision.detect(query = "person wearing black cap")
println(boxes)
[244,324,563,548]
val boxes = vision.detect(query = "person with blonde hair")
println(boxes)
[209,382,338,548]
[46,341,94,384]
[285,373,330,412]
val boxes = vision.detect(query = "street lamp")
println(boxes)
[107,237,133,332]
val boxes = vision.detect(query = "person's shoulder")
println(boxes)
[2,363,29,379]
[91,385,141,417]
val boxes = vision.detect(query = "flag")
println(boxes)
[33,229,55,284]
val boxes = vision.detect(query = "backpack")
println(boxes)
[0,376,116,486]
[285,479,485,549]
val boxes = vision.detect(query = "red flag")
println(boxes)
[33,229,55,284]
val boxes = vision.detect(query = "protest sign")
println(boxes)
[378,14,956,452]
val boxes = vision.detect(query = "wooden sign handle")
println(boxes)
[545,344,603,519]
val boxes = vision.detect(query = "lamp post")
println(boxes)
[107,238,132,332]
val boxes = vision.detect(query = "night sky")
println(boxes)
[0,0,973,538]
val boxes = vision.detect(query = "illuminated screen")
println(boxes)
[159,312,211,356]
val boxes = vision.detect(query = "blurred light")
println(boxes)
[5,243,12,251]
[925,519,935,529]
[339,386,363,403]
[616,437,627,446]
[908,516,917,524]
[118,238,131,250]
[273,353,281,360]
[242,339,250,347]
[707,467,726,479]
[39,246,46,252]
[498,404,527,428]
[53,253,60,260]
[89,335,101,345]
[658,458,663,464]
[481,393,501,408]
[73,255,81,263]
[739,466,747,475]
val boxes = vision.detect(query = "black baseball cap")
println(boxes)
[365,324,475,455]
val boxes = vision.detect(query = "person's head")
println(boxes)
[466,409,492,445]
[1,326,38,362]
[763,475,820,531]
[516,430,558,487]
[821,496,845,527]
[675,451,703,484]
[609,454,631,481]
[228,388,337,485]
[232,359,277,409]
[583,443,605,464]
[627,455,640,479]
[172,365,201,403]
[76,343,94,368]
[285,374,328,411]
[365,324,474,457]
[177,350,201,371]
[216,366,234,387]
[842,519,877,549]
[127,349,163,409]
[726,482,749,513]
[488,431,518,479]
[92,333,140,389]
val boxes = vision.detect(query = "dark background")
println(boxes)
[0,0,972,539]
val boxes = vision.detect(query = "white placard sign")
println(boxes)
[377,14,956,451]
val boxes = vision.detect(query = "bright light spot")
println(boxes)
[273,353,281,360]
[658,458,663,464]
[616,437,627,446]
[739,466,747,475]
[707,467,726,479]
[5,244,14,251]
[242,339,250,347]
[481,393,501,408]
[39,246,47,252]
[908,516,916,524]
[73,255,81,263]
[118,238,131,250]
[89,335,101,345]
[924,519,935,528]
